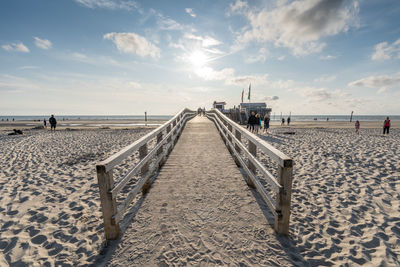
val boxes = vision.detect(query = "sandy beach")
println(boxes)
[0,120,399,266]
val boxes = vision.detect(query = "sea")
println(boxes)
[0,115,172,121]
[0,114,399,122]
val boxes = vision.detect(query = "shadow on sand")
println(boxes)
[90,193,148,267]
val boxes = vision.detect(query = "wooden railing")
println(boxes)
[96,108,195,240]
[206,109,293,235]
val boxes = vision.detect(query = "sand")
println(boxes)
[0,127,153,266]
[258,126,400,266]
[0,120,399,266]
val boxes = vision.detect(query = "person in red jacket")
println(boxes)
[383,117,391,135]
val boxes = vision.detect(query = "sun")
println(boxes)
[188,50,208,68]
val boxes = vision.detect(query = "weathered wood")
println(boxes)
[274,165,293,235]
[234,130,241,153]
[96,166,120,240]
[246,141,257,188]
[139,143,150,194]
[210,113,281,191]
[99,108,189,171]
[156,132,164,167]
[212,109,292,167]
[97,110,195,240]
[211,116,277,216]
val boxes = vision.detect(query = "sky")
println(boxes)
[1,0,400,115]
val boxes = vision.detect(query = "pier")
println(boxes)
[96,109,293,265]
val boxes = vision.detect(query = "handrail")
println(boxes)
[210,112,281,191]
[99,108,190,172]
[96,108,195,240]
[206,109,293,235]
[210,109,292,167]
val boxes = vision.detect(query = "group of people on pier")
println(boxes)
[247,111,270,134]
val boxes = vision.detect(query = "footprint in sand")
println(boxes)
[31,235,47,245]
[6,210,18,215]
[25,226,40,237]
[29,213,48,223]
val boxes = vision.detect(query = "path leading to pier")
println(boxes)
[107,116,292,266]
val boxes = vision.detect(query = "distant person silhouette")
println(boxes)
[287,117,291,125]
[264,114,270,133]
[383,117,391,134]
[247,112,257,133]
[281,118,285,125]
[49,115,57,132]
[355,120,360,135]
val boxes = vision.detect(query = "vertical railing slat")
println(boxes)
[96,166,120,240]
[275,164,293,235]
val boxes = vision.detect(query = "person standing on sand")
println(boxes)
[355,120,360,134]
[43,118,47,129]
[287,117,291,125]
[281,118,285,125]
[255,114,261,134]
[247,112,257,133]
[264,114,270,133]
[49,115,57,132]
[383,117,391,134]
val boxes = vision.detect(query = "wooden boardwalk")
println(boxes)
[106,116,292,266]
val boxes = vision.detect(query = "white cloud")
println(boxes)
[0,74,39,92]
[183,34,222,47]
[127,81,141,88]
[104,32,160,58]
[194,67,235,81]
[348,73,400,92]
[185,8,196,17]
[319,54,336,60]
[34,37,52,50]
[156,15,183,31]
[73,0,139,10]
[314,75,336,82]
[371,39,400,61]
[246,47,268,63]
[229,0,248,15]
[19,66,40,70]
[298,87,332,102]
[2,42,30,53]
[71,52,88,60]
[263,95,279,101]
[233,0,359,55]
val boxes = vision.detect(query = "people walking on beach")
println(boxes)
[247,112,257,133]
[43,118,47,129]
[287,117,291,125]
[264,114,270,133]
[383,117,391,135]
[49,115,57,132]
[281,118,285,125]
[355,120,360,134]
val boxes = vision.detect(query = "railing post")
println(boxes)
[166,124,172,153]
[156,131,164,167]
[233,130,241,167]
[246,141,256,188]
[139,143,150,194]
[274,162,293,235]
[226,124,233,154]
[96,165,120,240]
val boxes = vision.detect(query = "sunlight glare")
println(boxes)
[188,50,208,68]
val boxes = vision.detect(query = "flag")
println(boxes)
[248,83,251,100]
[241,89,244,103]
